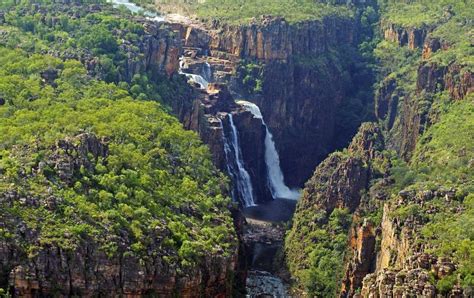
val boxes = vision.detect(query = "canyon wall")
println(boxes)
[377,20,473,160]
[175,15,363,189]
[286,123,387,296]
[287,10,473,296]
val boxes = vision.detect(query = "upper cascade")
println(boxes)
[237,101,300,200]
[179,56,210,89]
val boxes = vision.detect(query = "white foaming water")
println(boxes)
[108,0,165,22]
[220,116,256,207]
[183,73,209,89]
[179,56,209,89]
[203,62,212,82]
[237,101,300,200]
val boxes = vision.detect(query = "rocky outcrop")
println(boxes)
[301,153,368,214]
[181,83,237,170]
[7,247,236,297]
[421,37,449,60]
[417,62,474,101]
[340,220,376,298]
[286,123,386,294]
[173,16,354,62]
[362,268,437,297]
[231,111,272,203]
[120,21,181,78]
[208,16,354,61]
[382,21,432,50]
[179,82,271,203]
[359,186,468,297]
[298,123,384,214]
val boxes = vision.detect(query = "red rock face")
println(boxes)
[206,16,353,61]
[340,221,376,298]
[8,250,236,297]
[382,21,432,50]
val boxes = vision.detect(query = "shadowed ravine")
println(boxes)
[243,199,297,297]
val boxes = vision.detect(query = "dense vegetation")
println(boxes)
[286,203,352,296]
[287,0,473,295]
[396,97,474,290]
[0,0,193,112]
[0,47,236,288]
[0,0,472,296]
[195,0,353,24]
[156,0,353,24]
[380,0,473,69]
[370,0,474,293]
[0,0,237,293]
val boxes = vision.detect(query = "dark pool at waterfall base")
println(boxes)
[243,199,297,297]
[243,198,297,222]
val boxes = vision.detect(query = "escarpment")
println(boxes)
[171,13,368,189]
[286,123,387,296]
[287,1,473,296]
[382,21,432,50]
[1,0,473,296]
[0,42,240,296]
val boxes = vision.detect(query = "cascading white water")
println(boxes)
[220,116,256,207]
[237,101,300,200]
[203,62,212,82]
[179,56,209,89]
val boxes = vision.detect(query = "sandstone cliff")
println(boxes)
[286,123,386,296]
[172,14,366,189]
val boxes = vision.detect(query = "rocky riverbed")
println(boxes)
[243,199,297,297]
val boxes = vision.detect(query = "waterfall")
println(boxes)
[203,62,212,82]
[220,115,256,207]
[237,101,300,200]
[179,56,209,90]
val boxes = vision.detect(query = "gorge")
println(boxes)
[0,0,473,297]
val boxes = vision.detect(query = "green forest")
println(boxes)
[0,0,473,296]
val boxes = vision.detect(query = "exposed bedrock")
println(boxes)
[376,20,473,160]
[381,20,433,50]
[171,15,360,188]
[254,58,348,187]
[231,111,273,203]
[179,83,271,203]
[377,61,473,160]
